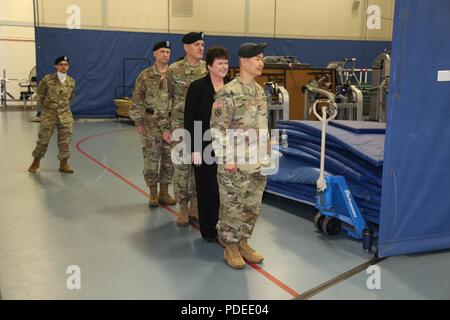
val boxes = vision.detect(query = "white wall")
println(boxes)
[275,0,394,40]
[169,0,246,36]
[107,0,168,32]
[366,0,395,40]
[37,0,103,29]
[0,0,36,100]
[1,0,395,100]
[35,0,394,40]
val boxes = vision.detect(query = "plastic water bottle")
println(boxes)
[281,129,288,149]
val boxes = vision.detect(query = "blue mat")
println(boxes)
[265,120,385,225]
[278,121,385,167]
[330,120,386,134]
[278,146,382,194]
[285,137,383,186]
[268,156,381,207]
[279,127,342,149]
[294,140,383,186]
[268,156,381,203]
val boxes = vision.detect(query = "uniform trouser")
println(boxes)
[173,163,196,203]
[141,114,173,187]
[32,112,72,160]
[216,167,267,244]
[194,162,219,239]
[172,121,196,204]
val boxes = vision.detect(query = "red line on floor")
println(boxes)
[76,129,300,298]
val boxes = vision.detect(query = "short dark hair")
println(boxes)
[206,46,228,66]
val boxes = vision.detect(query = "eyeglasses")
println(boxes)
[57,63,69,66]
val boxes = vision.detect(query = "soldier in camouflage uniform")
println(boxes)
[130,41,176,208]
[168,32,208,226]
[210,43,270,269]
[28,56,76,174]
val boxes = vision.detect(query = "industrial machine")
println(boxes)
[304,52,391,123]
[263,56,310,68]
[264,82,289,129]
[369,49,391,122]
[303,58,367,121]
[1,68,37,108]
[308,86,375,253]
[29,66,37,90]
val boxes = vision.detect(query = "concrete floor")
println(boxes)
[1,111,449,300]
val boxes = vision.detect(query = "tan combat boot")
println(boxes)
[176,201,190,226]
[238,239,264,264]
[224,243,246,269]
[28,158,41,173]
[189,197,199,221]
[59,159,74,173]
[148,185,159,207]
[158,184,176,206]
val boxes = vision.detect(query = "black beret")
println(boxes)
[54,56,69,65]
[153,40,171,51]
[182,31,205,44]
[238,43,267,58]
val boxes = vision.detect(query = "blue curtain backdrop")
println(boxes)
[379,0,450,257]
[35,27,390,117]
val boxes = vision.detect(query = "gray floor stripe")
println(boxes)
[293,257,386,300]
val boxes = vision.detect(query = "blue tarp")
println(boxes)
[378,0,450,257]
[35,27,390,117]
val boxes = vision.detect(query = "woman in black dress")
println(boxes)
[184,46,229,242]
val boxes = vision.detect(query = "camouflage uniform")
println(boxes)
[130,65,173,187]
[210,76,270,244]
[168,58,208,203]
[32,73,76,160]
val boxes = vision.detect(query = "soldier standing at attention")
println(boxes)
[210,43,270,269]
[130,40,176,207]
[169,32,208,226]
[28,56,76,174]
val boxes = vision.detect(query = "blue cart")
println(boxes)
[308,86,376,253]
